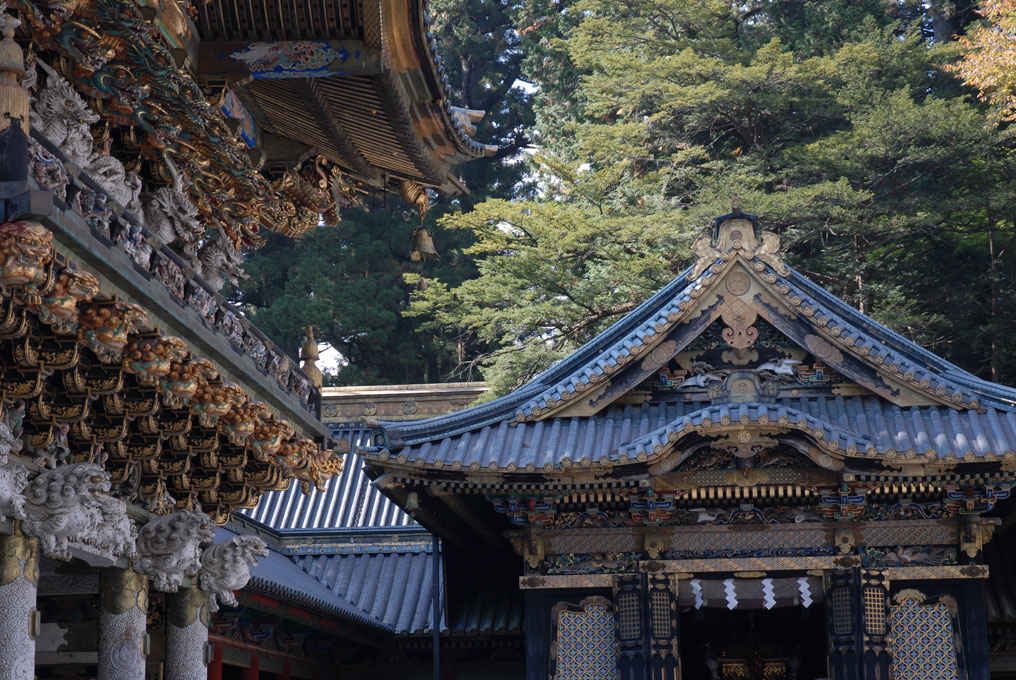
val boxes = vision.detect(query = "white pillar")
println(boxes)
[0,532,38,680]
[98,567,148,680]
[165,586,210,680]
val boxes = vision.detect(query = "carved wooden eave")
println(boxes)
[192,0,495,194]
[0,220,343,524]
[13,0,494,253]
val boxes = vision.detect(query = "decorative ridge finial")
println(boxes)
[300,325,323,389]
[691,200,789,279]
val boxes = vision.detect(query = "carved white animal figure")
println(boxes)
[755,358,801,375]
[197,233,248,291]
[21,462,136,561]
[143,186,205,259]
[30,68,97,167]
[134,510,217,592]
[30,66,134,207]
[199,535,269,612]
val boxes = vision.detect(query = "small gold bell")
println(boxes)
[410,225,438,261]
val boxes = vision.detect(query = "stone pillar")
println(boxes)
[0,532,39,680]
[98,567,149,680]
[166,586,211,680]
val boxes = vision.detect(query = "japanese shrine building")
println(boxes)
[356,207,1016,680]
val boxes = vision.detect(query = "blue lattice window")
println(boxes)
[551,597,619,680]
[889,590,960,680]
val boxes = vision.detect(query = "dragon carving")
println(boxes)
[143,186,205,262]
[198,535,269,612]
[30,66,138,209]
[197,231,248,291]
[133,510,216,592]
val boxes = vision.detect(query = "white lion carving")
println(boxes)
[22,462,136,562]
[198,535,269,612]
[197,233,248,291]
[134,510,216,592]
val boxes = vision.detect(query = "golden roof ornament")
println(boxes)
[0,1,28,134]
[691,199,789,279]
[300,325,323,389]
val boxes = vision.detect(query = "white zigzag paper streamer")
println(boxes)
[762,578,776,610]
[724,578,737,610]
[691,578,704,609]
[798,576,813,608]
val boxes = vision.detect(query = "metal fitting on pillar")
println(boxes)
[166,586,212,680]
[0,531,39,680]
[98,567,149,680]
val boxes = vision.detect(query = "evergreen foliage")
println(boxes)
[408,0,1016,395]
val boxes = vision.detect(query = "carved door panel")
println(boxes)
[549,596,619,680]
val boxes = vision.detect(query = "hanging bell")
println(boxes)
[410,225,439,261]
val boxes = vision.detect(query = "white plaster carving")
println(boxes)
[22,462,137,563]
[198,535,269,612]
[196,231,248,291]
[0,460,28,524]
[134,510,216,593]
[143,186,204,259]
[166,617,209,680]
[0,402,28,523]
[0,535,38,680]
[99,608,146,680]
[30,65,135,210]
[30,66,96,167]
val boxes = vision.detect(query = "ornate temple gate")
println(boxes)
[364,207,1012,680]
[520,560,991,680]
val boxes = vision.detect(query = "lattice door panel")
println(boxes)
[889,592,960,680]
[551,597,619,680]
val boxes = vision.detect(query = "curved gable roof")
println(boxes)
[380,216,1016,456]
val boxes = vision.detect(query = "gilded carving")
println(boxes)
[167,585,210,629]
[272,438,344,493]
[0,221,53,295]
[158,358,215,409]
[0,533,38,587]
[720,299,759,349]
[77,300,148,362]
[123,335,189,386]
[33,268,99,334]
[190,381,244,428]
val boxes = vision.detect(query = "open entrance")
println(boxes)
[679,605,827,680]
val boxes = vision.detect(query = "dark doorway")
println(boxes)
[679,605,826,680]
